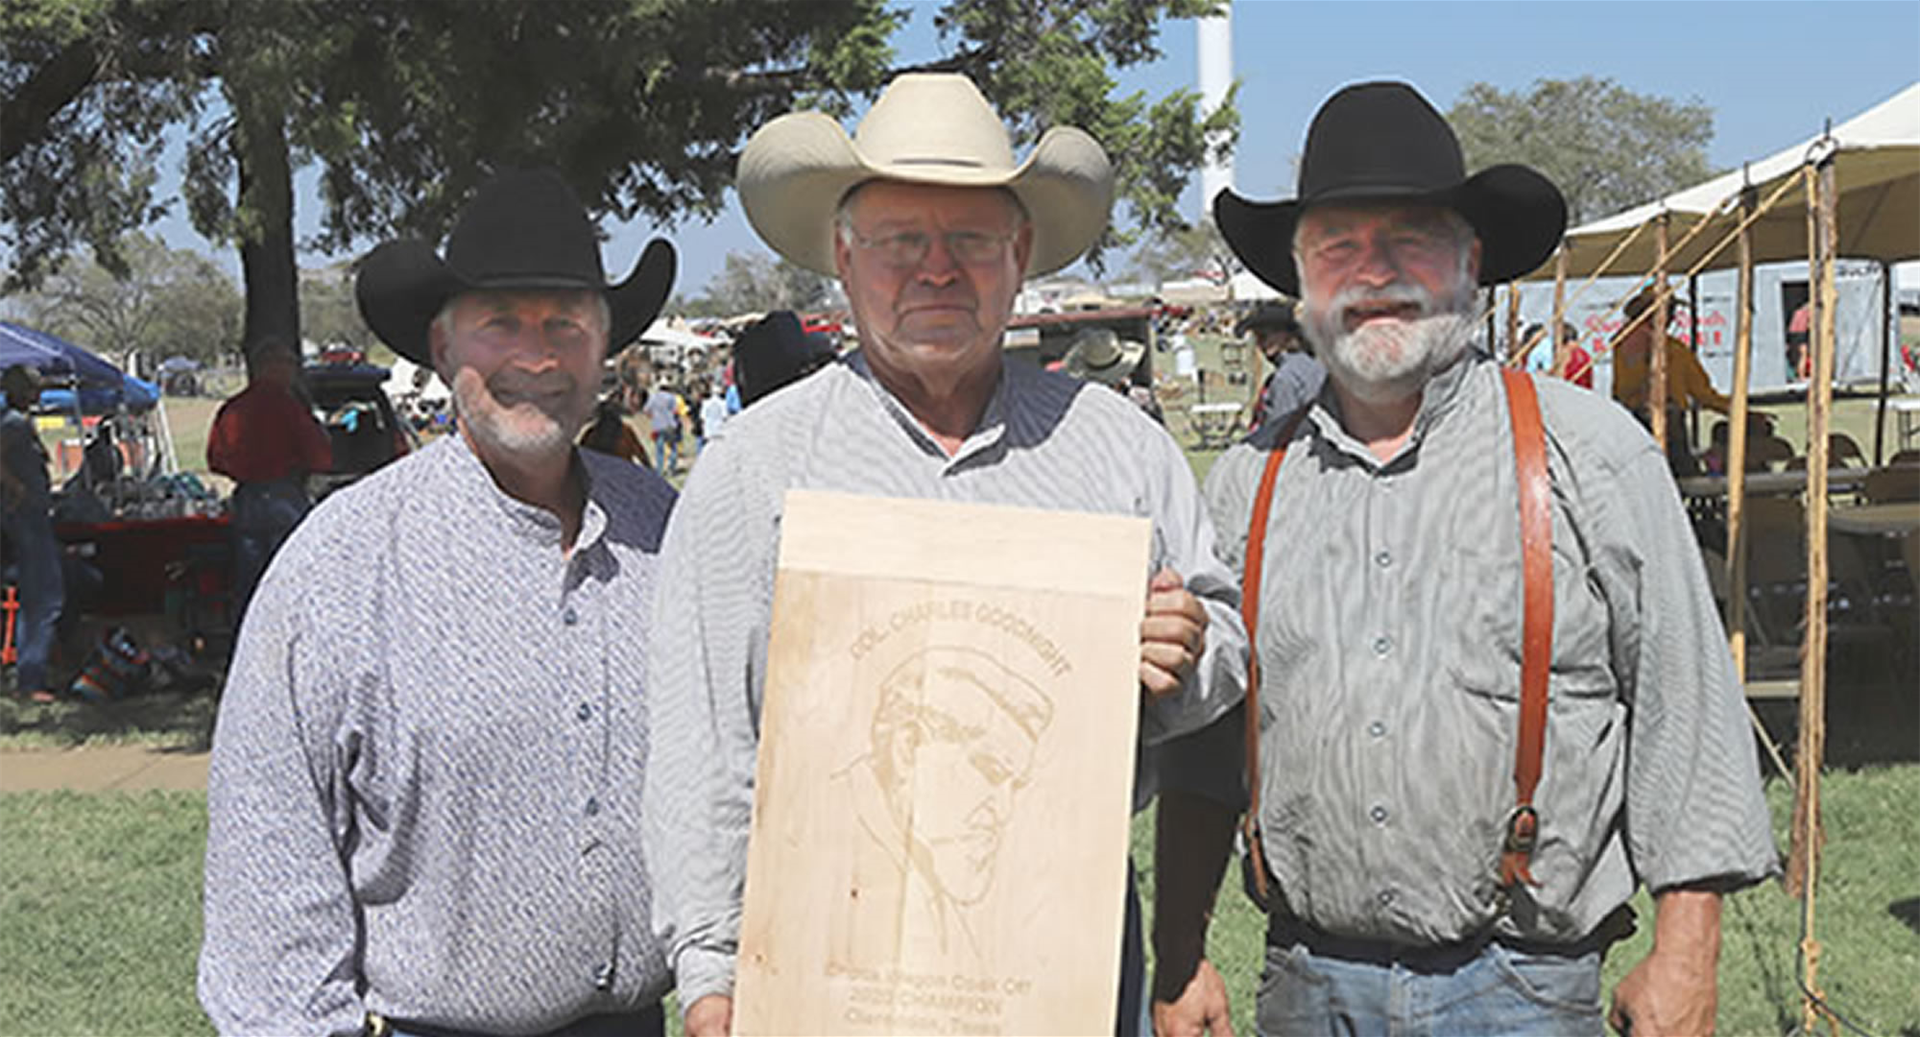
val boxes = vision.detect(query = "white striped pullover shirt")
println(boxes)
[641,351,1249,1006]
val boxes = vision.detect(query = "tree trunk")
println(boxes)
[234,91,300,359]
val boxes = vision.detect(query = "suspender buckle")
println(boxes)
[1499,805,1542,888]
[1503,804,1539,855]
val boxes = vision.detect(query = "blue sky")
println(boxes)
[94,1,1920,294]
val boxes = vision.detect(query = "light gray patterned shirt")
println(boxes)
[199,434,678,1036]
[642,352,1248,1006]
[1204,353,1777,947]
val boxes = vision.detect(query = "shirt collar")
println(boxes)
[1307,348,1492,470]
[441,433,607,555]
[846,349,1010,464]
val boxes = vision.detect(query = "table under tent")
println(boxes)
[1500,83,1919,1033]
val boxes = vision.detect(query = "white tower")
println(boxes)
[1196,3,1234,222]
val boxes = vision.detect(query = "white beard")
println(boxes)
[451,367,586,458]
[1303,281,1480,406]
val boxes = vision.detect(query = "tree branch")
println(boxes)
[707,44,994,94]
[1,39,108,165]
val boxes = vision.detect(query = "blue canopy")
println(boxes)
[0,320,160,413]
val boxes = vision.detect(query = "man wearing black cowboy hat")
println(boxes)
[1196,82,1775,1035]
[200,170,684,1037]
[1235,301,1324,431]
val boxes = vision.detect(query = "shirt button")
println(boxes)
[1375,549,1392,568]
[1370,804,1389,824]
[1373,635,1393,656]
[1368,720,1387,738]
[563,606,579,626]
[576,702,593,721]
[584,796,600,817]
[1378,889,1396,906]
[593,962,614,990]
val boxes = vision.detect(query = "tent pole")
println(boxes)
[1505,282,1522,367]
[1874,260,1894,465]
[1650,215,1671,454]
[1727,189,1755,687]
[1688,271,1703,453]
[1791,156,1838,1035]
[1551,249,1570,378]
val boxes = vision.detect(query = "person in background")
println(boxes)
[205,339,332,624]
[1,365,64,702]
[1062,327,1162,422]
[580,394,651,465]
[698,379,730,446]
[1610,288,1731,474]
[1237,300,1324,430]
[199,169,681,1036]
[729,310,839,408]
[642,379,687,474]
[1554,321,1595,389]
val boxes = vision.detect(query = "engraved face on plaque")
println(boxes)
[735,492,1147,1036]
[835,646,1053,965]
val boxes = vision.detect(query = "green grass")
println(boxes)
[4,770,1912,1036]
[0,690,218,750]
[1134,766,1920,1037]
[0,791,211,1036]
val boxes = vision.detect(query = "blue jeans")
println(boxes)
[1257,922,1605,1037]
[652,429,680,473]
[230,479,311,628]
[3,501,65,691]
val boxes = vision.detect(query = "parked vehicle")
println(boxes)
[303,361,415,498]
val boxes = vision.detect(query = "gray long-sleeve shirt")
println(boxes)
[199,434,678,1036]
[1204,353,1777,947]
[641,352,1248,1007]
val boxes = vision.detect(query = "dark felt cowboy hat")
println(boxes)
[1214,81,1567,297]
[1234,300,1302,338]
[733,311,839,407]
[355,169,676,366]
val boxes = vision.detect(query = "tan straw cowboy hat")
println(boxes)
[1062,328,1146,388]
[737,73,1114,278]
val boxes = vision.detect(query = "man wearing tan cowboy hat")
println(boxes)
[1063,326,1149,391]
[640,72,1248,1037]
[200,169,684,1037]
[1195,81,1775,1035]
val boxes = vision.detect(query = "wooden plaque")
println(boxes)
[733,489,1150,1036]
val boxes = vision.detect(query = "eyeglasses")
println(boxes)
[844,227,1016,268]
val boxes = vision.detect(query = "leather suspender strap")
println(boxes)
[1500,368,1553,889]
[1238,433,1291,904]
[1236,374,1553,905]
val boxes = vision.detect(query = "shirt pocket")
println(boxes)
[1441,545,1616,704]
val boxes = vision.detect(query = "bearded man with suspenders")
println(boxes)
[1191,82,1777,1036]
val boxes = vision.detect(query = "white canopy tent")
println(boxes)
[1525,87,1919,1031]
[1540,83,1919,279]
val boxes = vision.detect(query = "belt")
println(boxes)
[367,1003,664,1037]
[1265,905,1633,973]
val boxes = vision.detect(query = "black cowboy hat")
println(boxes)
[733,311,838,407]
[1234,301,1301,338]
[1214,81,1566,297]
[355,169,676,366]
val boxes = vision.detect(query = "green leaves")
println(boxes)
[4,0,1233,321]
[1448,76,1715,225]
